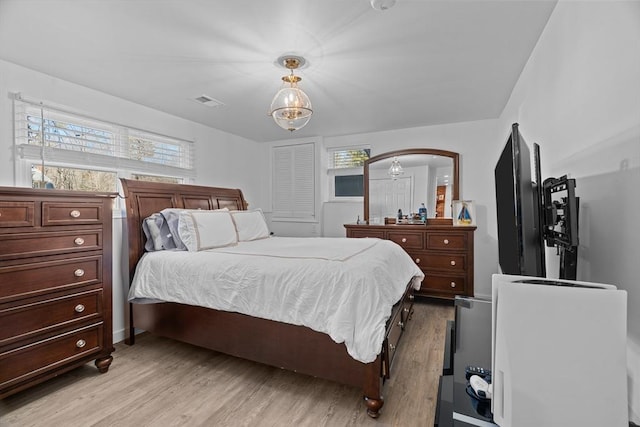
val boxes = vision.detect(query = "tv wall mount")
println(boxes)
[542,175,579,279]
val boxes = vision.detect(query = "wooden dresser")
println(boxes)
[0,187,115,398]
[344,223,476,299]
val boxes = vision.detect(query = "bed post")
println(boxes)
[124,302,135,345]
[363,355,384,418]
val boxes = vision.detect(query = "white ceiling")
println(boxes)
[0,0,557,142]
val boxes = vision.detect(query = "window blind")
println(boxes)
[14,96,195,178]
[329,148,371,169]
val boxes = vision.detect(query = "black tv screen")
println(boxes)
[335,174,364,197]
[494,123,545,277]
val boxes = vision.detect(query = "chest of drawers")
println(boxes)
[0,187,115,398]
[344,223,475,299]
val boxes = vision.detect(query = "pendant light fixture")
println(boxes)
[269,55,313,132]
[370,0,396,11]
[388,157,404,179]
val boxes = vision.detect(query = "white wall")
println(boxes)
[495,1,640,422]
[0,59,266,343]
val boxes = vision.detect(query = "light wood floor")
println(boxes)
[0,301,453,427]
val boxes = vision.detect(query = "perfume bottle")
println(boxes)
[418,203,427,221]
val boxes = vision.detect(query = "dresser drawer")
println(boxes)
[0,255,101,302]
[385,304,404,372]
[401,289,414,325]
[426,233,467,251]
[348,229,385,239]
[387,231,424,250]
[42,202,105,226]
[0,289,103,345]
[0,202,35,228]
[0,323,103,389]
[411,252,466,272]
[422,274,466,294]
[0,230,102,261]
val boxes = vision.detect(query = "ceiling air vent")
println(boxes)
[191,95,224,108]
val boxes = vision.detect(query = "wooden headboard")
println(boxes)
[120,178,248,280]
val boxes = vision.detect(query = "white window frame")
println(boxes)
[327,146,370,202]
[12,93,195,215]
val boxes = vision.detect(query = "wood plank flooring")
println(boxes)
[0,301,453,427]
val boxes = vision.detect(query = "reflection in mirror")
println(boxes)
[364,149,459,225]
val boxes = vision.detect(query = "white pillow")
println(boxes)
[177,210,237,251]
[159,207,228,250]
[231,209,270,241]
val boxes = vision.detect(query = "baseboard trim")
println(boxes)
[113,328,125,344]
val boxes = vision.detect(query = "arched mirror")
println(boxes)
[364,149,459,224]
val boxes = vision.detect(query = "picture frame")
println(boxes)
[452,200,476,226]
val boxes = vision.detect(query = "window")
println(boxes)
[130,174,181,184]
[31,164,117,191]
[327,147,370,200]
[334,175,364,197]
[272,142,316,220]
[330,148,371,169]
[13,94,194,193]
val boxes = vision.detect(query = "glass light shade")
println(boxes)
[370,0,396,11]
[270,85,313,132]
[388,157,404,179]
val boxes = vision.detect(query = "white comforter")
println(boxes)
[128,237,424,363]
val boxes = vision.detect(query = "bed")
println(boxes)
[120,179,423,418]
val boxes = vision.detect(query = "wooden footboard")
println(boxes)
[120,178,416,418]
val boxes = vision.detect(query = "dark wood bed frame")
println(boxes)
[120,178,415,418]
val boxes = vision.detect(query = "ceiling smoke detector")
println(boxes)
[370,0,396,11]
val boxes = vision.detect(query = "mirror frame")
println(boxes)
[364,148,460,224]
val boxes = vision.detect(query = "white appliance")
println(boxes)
[491,274,628,427]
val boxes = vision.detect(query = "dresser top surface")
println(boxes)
[0,186,117,199]
[344,223,476,231]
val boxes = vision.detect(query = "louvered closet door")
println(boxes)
[272,142,315,220]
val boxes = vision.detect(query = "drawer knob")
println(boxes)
[75,304,85,313]
[450,260,456,266]
[401,238,407,243]
[76,339,86,348]
[403,307,410,314]
[450,281,456,288]
[74,268,85,277]
[389,343,396,352]
[415,258,420,264]
[408,294,415,301]
[443,239,449,245]
[70,210,81,218]
[74,237,85,246]
[398,320,405,328]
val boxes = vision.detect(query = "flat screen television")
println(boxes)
[494,123,546,277]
